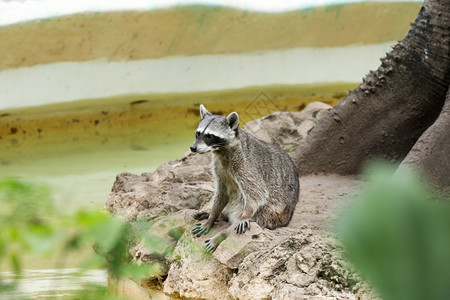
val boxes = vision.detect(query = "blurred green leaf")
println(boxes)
[9,253,21,277]
[0,178,53,227]
[168,226,185,241]
[88,215,126,252]
[71,284,109,299]
[338,163,450,300]
[21,224,62,255]
[118,263,160,281]
[80,252,108,270]
[143,234,172,257]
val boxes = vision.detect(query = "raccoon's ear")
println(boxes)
[200,104,211,119]
[227,112,239,131]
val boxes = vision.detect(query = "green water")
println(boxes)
[1,137,191,213]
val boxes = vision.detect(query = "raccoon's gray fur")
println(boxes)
[190,105,300,252]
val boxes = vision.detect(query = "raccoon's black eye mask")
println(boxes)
[205,134,227,148]
[195,131,227,148]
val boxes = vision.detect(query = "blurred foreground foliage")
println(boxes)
[339,164,450,300]
[0,178,164,298]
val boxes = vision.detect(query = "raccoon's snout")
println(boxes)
[190,143,211,154]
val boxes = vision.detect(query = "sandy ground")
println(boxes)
[293,174,362,234]
[207,173,364,244]
[231,174,364,244]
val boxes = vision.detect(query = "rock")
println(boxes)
[163,228,233,300]
[213,222,269,269]
[105,152,213,222]
[243,101,332,152]
[228,228,369,300]
[271,283,309,300]
[130,209,198,275]
[108,274,168,300]
[302,101,333,120]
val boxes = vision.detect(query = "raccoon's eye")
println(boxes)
[195,131,200,139]
[204,134,226,147]
[204,134,214,145]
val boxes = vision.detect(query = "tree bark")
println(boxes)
[293,0,450,186]
[397,86,450,192]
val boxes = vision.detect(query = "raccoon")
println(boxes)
[190,105,300,252]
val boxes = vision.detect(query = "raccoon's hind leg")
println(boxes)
[234,201,254,234]
[234,219,251,234]
[252,204,292,230]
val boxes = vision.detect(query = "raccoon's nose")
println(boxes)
[190,145,197,152]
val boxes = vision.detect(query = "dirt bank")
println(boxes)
[0,2,421,71]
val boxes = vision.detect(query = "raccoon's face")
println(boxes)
[190,105,239,154]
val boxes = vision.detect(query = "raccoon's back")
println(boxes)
[239,130,299,228]
[238,130,299,194]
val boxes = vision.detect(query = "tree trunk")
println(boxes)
[397,87,450,192]
[293,0,450,191]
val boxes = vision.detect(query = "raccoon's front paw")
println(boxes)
[204,234,226,253]
[192,223,211,237]
[235,219,251,234]
[204,238,218,253]
[193,211,209,221]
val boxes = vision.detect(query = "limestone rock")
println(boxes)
[228,228,369,300]
[243,101,332,151]
[130,209,198,275]
[213,222,269,269]
[163,229,233,300]
[105,152,213,222]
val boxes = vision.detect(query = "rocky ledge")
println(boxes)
[105,102,375,299]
